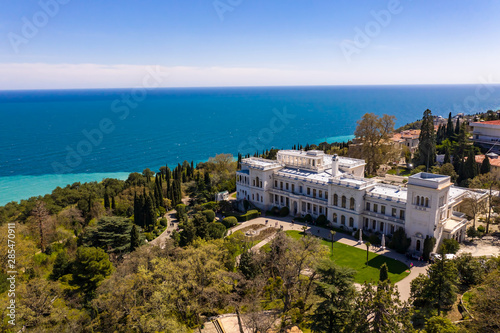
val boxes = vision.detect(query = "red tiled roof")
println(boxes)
[471,120,500,126]
[475,155,500,167]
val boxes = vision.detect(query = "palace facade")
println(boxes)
[236,150,480,254]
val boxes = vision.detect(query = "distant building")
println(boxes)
[391,129,420,159]
[236,150,485,254]
[475,154,500,177]
[470,120,500,152]
[215,191,229,202]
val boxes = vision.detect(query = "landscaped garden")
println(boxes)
[286,230,410,283]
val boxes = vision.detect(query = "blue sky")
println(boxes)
[1,0,499,89]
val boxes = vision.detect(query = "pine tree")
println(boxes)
[480,154,491,174]
[415,109,436,170]
[130,225,140,252]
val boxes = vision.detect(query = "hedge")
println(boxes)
[279,207,290,217]
[237,210,261,222]
[222,216,239,228]
[202,209,216,222]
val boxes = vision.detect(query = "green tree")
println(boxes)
[79,216,135,254]
[104,189,110,209]
[207,222,226,240]
[239,250,259,279]
[365,242,371,265]
[464,149,478,181]
[424,316,457,333]
[202,209,216,222]
[379,263,389,282]
[423,236,436,261]
[446,112,454,139]
[411,258,457,319]
[352,113,397,175]
[415,109,436,170]
[309,260,357,333]
[480,154,491,174]
[50,250,71,281]
[222,216,238,229]
[129,224,141,252]
[439,238,459,254]
[470,173,499,234]
[72,246,113,296]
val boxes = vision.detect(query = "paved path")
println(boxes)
[149,210,180,248]
[228,216,428,301]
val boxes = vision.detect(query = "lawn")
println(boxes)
[286,230,410,284]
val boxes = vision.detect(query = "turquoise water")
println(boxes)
[1,85,500,205]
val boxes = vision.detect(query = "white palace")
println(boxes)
[236,150,480,254]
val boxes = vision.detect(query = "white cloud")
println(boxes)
[0,62,497,90]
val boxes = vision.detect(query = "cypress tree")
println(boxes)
[130,225,140,252]
[464,149,478,180]
[103,190,110,209]
[447,112,454,139]
[111,195,116,210]
[379,263,389,282]
[444,147,451,164]
[144,196,156,231]
[481,154,491,174]
[455,118,460,135]
[415,109,436,170]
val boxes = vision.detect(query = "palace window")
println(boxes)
[275,180,278,188]
[342,196,347,208]
[350,197,355,210]
[334,194,338,206]
[400,210,405,220]
[333,213,337,223]
[380,222,384,232]
[319,190,323,198]
[374,204,378,213]
[300,186,303,193]
[292,184,295,192]
[366,202,371,211]
[307,187,311,195]
[425,198,429,207]
[325,191,328,199]
[307,203,311,211]
[349,217,354,228]
[416,196,420,205]
[381,205,386,215]
[280,182,283,190]
[286,183,289,190]
[392,208,396,217]
[313,189,317,198]
[341,215,346,225]
[372,220,376,230]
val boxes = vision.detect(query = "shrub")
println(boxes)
[237,210,261,222]
[477,225,486,233]
[202,209,216,222]
[304,214,313,222]
[467,227,479,238]
[202,201,218,211]
[222,216,238,229]
[159,218,168,227]
[279,207,290,217]
[368,234,380,246]
[316,214,328,227]
[272,206,280,216]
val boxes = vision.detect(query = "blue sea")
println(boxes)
[1,85,500,205]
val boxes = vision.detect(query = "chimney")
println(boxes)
[332,154,339,177]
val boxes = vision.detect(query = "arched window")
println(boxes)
[350,197,355,210]
[349,217,354,227]
[425,198,429,207]
[334,194,338,206]
[341,215,346,225]
[333,213,337,223]
[416,196,420,205]
[342,196,347,208]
